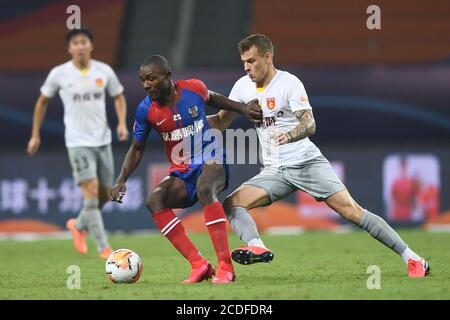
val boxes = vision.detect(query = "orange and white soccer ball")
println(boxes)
[105,249,143,283]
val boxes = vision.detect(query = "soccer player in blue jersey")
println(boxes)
[110,55,262,283]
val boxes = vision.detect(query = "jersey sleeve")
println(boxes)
[40,67,60,98]
[288,76,312,112]
[183,79,209,102]
[228,79,245,103]
[105,65,124,97]
[132,99,152,142]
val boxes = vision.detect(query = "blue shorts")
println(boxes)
[170,163,230,207]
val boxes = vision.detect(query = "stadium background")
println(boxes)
[1,0,450,236]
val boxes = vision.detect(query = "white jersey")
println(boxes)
[229,70,322,167]
[40,59,124,148]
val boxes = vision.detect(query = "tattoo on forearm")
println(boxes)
[285,110,316,143]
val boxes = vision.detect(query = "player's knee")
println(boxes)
[339,200,363,223]
[223,196,233,212]
[145,191,165,214]
[81,180,99,199]
[197,184,217,205]
[223,194,243,212]
[350,203,364,222]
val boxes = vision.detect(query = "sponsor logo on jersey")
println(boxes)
[95,78,103,88]
[267,97,276,110]
[277,111,284,117]
[188,105,199,118]
[156,118,167,126]
[72,92,102,102]
[257,116,276,128]
[161,119,205,141]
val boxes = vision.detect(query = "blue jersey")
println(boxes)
[133,79,224,173]
[132,79,229,206]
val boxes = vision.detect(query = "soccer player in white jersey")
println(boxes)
[27,27,129,259]
[209,34,430,278]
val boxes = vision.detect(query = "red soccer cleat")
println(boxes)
[211,262,235,284]
[408,258,431,278]
[231,246,274,265]
[66,218,88,254]
[182,261,215,284]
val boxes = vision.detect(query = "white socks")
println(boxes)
[248,237,267,249]
[400,247,422,264]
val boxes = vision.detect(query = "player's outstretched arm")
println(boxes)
[272,109,316,145]
[208,91,262,126]
[114,93,129,141]
[110,137,146,203]
[27,94,51,156]
[207,110,237,132]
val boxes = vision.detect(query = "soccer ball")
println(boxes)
[105,249,143,283]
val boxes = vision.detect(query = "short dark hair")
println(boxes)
[66,27,94,43]
[238,34,274,56]
[140,55,171,74]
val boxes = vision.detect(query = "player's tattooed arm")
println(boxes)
[272,109,316,145]
[110,137,147,203]
[288,109,316,142]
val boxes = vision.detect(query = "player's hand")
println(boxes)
[244,99,263,126]
[117,124,129,142]
[110,182,127,203]
[26,136,41,156]
[272,129,291,145]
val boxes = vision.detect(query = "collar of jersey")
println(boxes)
[255,69,280,93]
[70,60,91,76]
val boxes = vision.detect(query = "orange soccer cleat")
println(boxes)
[408,258,431,278]
[99,247,114,260]
[231,246,274,265]
[182,261,215,284]
[211,262,235,284]
[66,218,88,254]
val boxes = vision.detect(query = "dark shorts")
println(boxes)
[170,163,230,207]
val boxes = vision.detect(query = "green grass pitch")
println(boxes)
[1,230,449,299]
